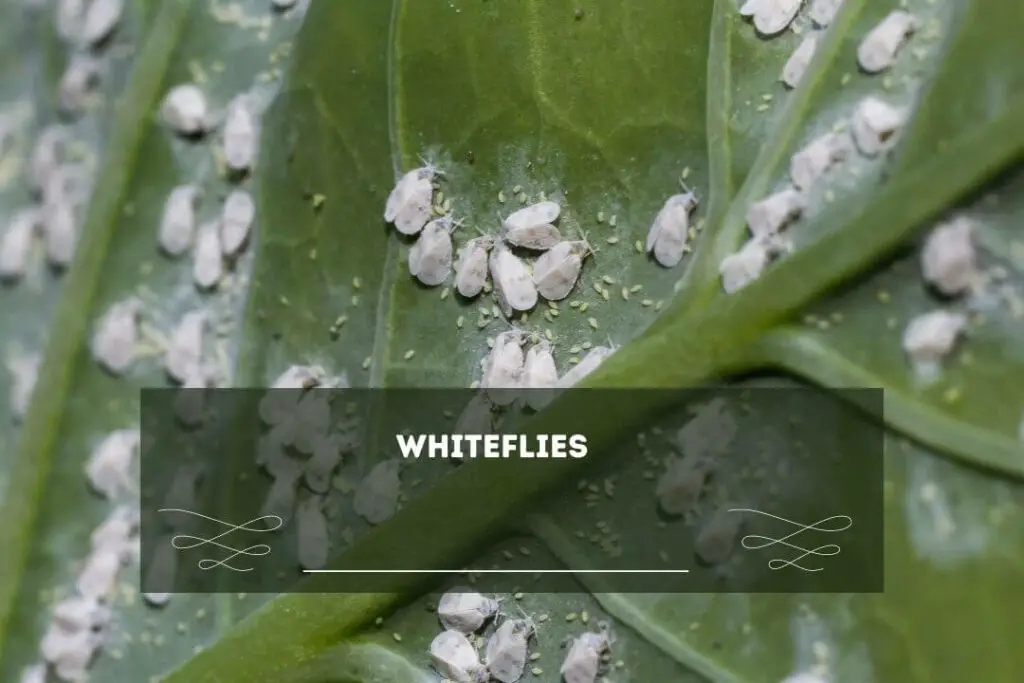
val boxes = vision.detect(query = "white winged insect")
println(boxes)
[304,433,343,494]
[490,242,538,315]
[857,10,920,74]
[193,219,223,290]
[781,33,819,89]
[90,504,139,553]
[695,505,744,565]
[485,615,536,683]
[480,329,526,406]
[677,396,738,459]
[161,461,205,523]
[560,627,614,683]
[523,339,558,411]
[158,184,200,257]
[384,159,441,236]
[80,0,124,46]
[647,190,698,267]
[174,365,214,428]
[850,95,907,156]
[223,93,259,172]
[437,588,499,633]
[90,297,142,375]
[58,53,102,115]
[718,234,791,293]
[165,309,207,383]
[531,234,594,301]
[161,84,210,136]
[257,364,327,426]
[808,0,843,27]
[51,595,111,633]
[0,209,41,282]
[921,216,976,296]
[41,197,81,268]
[454,391,494,437]
[142,534,178,605]
[740,0,803,37]
[745,186,806,237]
[501,200,562,250]
[655,453,713,516]
[5,349,40,422]
[788,129,854,191]
[76,546,123,600]
[429,630,489,683]
[901,309,966,379]
[454,234,494,298]
[409,214,458,286]
[220,188,256,257]
[29,125,69,194]
[85,427,139,500]
[353,459,401,525]
[296,495,329,570]
[260,457,303,527]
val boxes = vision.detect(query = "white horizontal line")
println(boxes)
[302,569,690,574]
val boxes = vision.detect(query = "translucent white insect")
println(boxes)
[90,504,139,553]
[279,389,333,454]
[655,454,713,516]
[490,242,538,315]
[789,130,854,191]
[142,534,178,604]
[260,463,302,527]
[223,94,259,172]
[220,188,255,256]
[523,340,558,411]
[454,392,494,435]
[81,0,123,45]
[296,495,329,570]
[174,367,212,428]
[501,200,562,250]
[808,0,843,27]
[52,595,110,632]
[41,199,80,267]
[480,330,525,406]
[560,629,613,683]
[718,234,791,294]
[646,192,698,267]
[695,506,744,564]
[304,433,343,494]
[55,0,87,44]
[257,364,326,426]
[162,461,205,520]
[29,125,68,193]
[429,630,489,683]
[485,618,534,683]
[158,184,200,257]
[781,34,819,89]
[556,345,614,389]
[90,296,141,374]
[901,310,966,378]
[85,428,139,499]
[677,396,738,458]
[18,663,45,683]
[76,547,122,599]
[409,215,456,286]
[740,0,803,37]
[454,235,494,298]
[193,219,223,290]
[0,209,40,281]
[856,10,919,73]
[353,459,401,525]
[850,95,907,156]
[6,349,40,423]
[746,186,806,237]
[165,309,207,383]
[532,238,593,301]
[437,588,499,633]
[161,84,209,136]
[58,53,102,115]
[41,624,102,680]
[921,216,976,296]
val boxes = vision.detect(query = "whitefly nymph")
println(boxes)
[646,192,698,267]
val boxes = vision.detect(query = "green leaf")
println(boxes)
[3,0,1024,681]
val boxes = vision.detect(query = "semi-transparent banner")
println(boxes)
[139,387,884,594]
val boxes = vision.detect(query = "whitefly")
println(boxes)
[58,52,103,116]
[437,588,500,633]
[385,165,436,236]
[76,546,123,600]
[142,534,178,606]
[161,461,205,521]
[647,192,698,267]
[920,216,976,296]
[223,93,259,172]
[490,242,538,316]
[158,184,200,257]
[90,296,142,375]
[480,329,525,406]
[429,629,489,683]
[193,219,224,290]
[695,504,744,565]
[560,628,614,683]
[80,0,124,46]
[409,215,457,286]
[532,237,592,301]
[857,10,920,74]
[221,188,256,257]
[789,129,854,191]
[740,0,803,37]
[454,235,495,298]
[523,340,558,411]
[162,84,210,136]
[0,208,41,282]
[901,309,966,380]
[850,95,907,156]
[809,0,844,27]
[304,432,343,494]
[42,198,80,268]
[259,458,303,527]
[165,309,207,383]
[353,459,401,525]
[745,186,806,238]
[296,495,329,570]
[501,200,562,250]
[781,34,819,89]
[6,349,40,423]
[85,427,139,500]
[655,453,713,516]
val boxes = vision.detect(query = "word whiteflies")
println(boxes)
[396,433,588,459]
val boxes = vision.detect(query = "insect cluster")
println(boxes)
[654,397,747,565]
[424,589,617,683]
[720,4,931,293]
